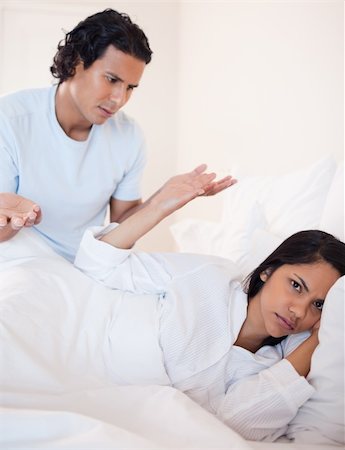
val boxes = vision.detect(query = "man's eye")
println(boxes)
[313,300,324,311]
[291,280,301,292]
[106,76,117,83]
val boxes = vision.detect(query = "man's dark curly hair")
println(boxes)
[50,9,153,83]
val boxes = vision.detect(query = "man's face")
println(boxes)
[67,45,146,126]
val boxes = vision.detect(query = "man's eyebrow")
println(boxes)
[106,72,139,88]
[293,273,309,292]
[106,72,123,81]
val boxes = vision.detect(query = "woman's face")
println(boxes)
[256,261,340,338]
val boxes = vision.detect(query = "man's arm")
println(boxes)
[110,164,235,224]
[0,193,41,242]
[102,165,236,250]
[109,198,143,223]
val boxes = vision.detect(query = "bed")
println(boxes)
[0,155,344,449]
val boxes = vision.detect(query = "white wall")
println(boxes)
[175,0,344,224]
[0,0,343,250]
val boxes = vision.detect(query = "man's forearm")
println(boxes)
[101,202,163,249]
[116,200,146,222]
[105,165,235,249]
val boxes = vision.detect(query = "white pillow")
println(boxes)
[240,228,284,277]
[319,160,344,241]
[170,219,225,256]
[287,276,345,445]
[170,201,267,277]
[171,156,337,277]
[221,155,337,237]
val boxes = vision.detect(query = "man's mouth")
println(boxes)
[98,106,116,117]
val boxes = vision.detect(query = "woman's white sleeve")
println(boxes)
[216,359,315,442]
[74,225,171,294]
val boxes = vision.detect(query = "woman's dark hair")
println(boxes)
[244,230,345,346]
[50,9,153,83]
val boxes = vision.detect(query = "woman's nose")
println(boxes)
[289,302,308,320]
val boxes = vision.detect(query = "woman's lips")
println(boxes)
[275,313,295,331]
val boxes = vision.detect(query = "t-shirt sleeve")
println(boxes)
[112,122,147,201]
[0,112,18,192]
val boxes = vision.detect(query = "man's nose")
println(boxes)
[110,84,127,106]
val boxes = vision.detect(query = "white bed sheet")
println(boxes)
[0,231,339,449]
[0,233,250,449]
[1,390,337,450]
[1,388,337,450]
[250,443,338,450]
[1,385,252,449]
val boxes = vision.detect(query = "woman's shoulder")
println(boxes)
[154,251,242,281]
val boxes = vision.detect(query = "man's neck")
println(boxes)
[55,83,92,141]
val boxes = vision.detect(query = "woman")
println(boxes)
[74,164,345,442]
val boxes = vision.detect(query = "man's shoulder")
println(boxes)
[0,86,54,119]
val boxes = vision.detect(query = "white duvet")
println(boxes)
[1,386,252,449]
[0,230,341,449]
[0,230,253,449]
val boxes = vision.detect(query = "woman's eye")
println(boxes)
[313,300,324,311]
[291,280,301,292]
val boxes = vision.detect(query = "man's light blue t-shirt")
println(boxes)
[0,86,147,261]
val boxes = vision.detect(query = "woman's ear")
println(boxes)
[260,271,268,282]
[260,268,273,282]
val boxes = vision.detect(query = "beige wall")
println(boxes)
[175,0,344,224]
[0,0,343,250]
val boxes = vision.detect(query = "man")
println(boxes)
[0,9,233,261]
